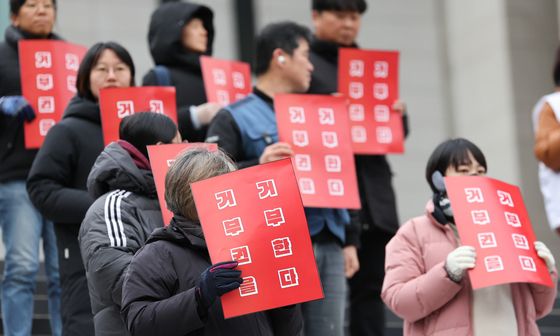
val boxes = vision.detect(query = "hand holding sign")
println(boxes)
[197,261,243,313]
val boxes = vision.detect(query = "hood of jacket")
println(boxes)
[5,25,62,49]
[147,2,214,68]
[147,215,207,251]
[87,141,157,198]
[62,95,100,124]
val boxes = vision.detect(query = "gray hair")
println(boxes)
[165,147,236,221]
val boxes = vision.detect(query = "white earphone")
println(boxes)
[277,55,286,64]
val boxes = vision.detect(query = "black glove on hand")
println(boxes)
[196,260,243,313]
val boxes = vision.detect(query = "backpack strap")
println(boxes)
[153,65,171,86]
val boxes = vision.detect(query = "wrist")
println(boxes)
[444,263,463,283]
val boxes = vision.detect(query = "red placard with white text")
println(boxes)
[445,176,553,289]
[19,40,87,148]
[99,87,178,145]
[200,56,251,105]
[147,143,218,226]
[338,48,403,154]
[275,94,360,209]
[191,158,323,318]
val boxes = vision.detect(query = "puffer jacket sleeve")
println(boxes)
[381,219,463,322]
[534,103,560,171]
[79,191,149,308]
[529,270,558,318]
[121,244,204,336]
[27,123,94,223]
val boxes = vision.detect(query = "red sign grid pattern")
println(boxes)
[19,40,87,148]
[200,56,252,105]
[99,87,178,145]
[191,159,323,318]
[445,176,553,289]
[338,48,403,154]
[275,94,360,209]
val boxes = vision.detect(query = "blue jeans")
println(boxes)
[0,181,62,336]
[302,240,346,336]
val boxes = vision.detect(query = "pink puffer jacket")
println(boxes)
[381,201,558,336]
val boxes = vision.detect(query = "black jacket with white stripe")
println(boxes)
[79,141,164,336]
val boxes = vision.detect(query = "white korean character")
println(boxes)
[322,131,338,148]
[215,189,237,209]
[374,105,390,122]
[349,60,364,77]
[352,126,367,143]
[373,61,389,78]
[149,100,164,114]
[37,96,55,114]
[278,267,299,288]
[117,101,134,118]
[289,106,306,124]
[292,130,309,147]
[264,208,285,227]
[373,83,389,100]
[36,74,53,91]
[318,108,335,125]
[294,154,312,172]
[349,104,364,121]
[328,179,344,196]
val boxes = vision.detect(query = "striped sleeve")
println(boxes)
[103,189,131,247]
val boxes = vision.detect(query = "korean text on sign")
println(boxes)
[19,40,87,148]
[445,176,553,289]
[191,158,323,318]
[275,94,360,209]
[99,86,178,145]
[338,48,403,154]
[200,56,251,106]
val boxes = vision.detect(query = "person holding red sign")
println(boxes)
[79,112,181,336]
[27,41,135,336]
[0,0,62,335]
[121,148,303,335]
[143,1,221,143]
[382,138,558,335]
[532,46,560,236]
[306,1,408,334]
[206,21,359,336]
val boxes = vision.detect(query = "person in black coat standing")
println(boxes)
[27,41,136,336]
[143,1,221,143]
[307,0,409,335]
[121,148,303,336]
[0,0,61,334]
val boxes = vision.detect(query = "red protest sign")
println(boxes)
[191,158,323,318]
[99,87,178,146]
[200,56,251,105]
[147,143,218,226]
[445,176,553,289]
[338,48,403,154]
[19,40,87,148]
[275,94,360,209]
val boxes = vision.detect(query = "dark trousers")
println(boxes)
[56,227,95,336]
[348,226,393,336]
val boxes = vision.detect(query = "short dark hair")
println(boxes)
[254,21,312,76]
[10,0,57,15]
[76,41,135,102]
[553,45,560,86]
[119,112,178,159]
[312,0,367,14]
[425,138,487,193]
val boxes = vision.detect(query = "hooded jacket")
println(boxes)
[121,216,303,336]
[0,26,61,182]
[142,2,214,142]
[381,201,558,336]
[79,141,163,336]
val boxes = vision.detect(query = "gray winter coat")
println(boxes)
[79,141,164,336]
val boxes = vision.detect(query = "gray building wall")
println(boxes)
[3,0,560,258]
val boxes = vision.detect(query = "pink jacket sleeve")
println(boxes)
[529,270,558,319]
[381,220,464,322]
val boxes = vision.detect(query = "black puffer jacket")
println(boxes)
[79,141,163,336]
[27,95,103,270]
[0,26,61,182]
[142,2,214,142]
[121,216,303,336]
